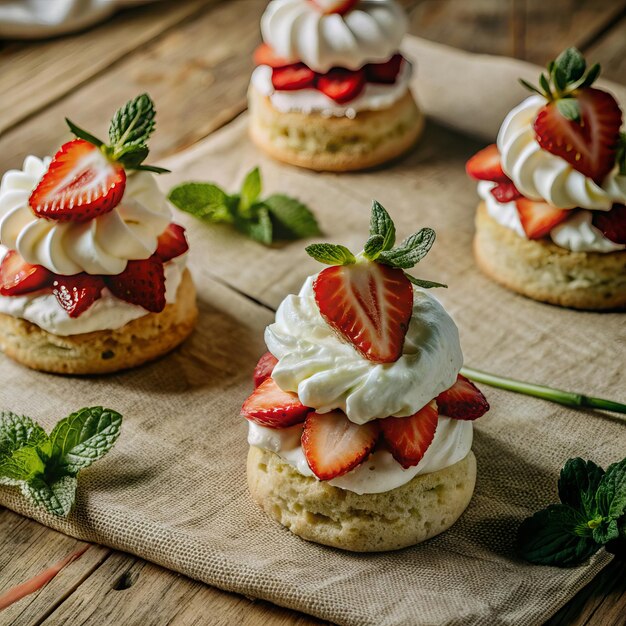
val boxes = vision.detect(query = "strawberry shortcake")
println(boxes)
[0,95,197,374]
[243,202,489,552]
[248,0,423,171]
[467,48,626,310]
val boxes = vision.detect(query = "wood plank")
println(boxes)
[0,509,110,626]
[0,0,264,174]
[585,15,626,85]
[38,552,325,626]
[0,0,217,136]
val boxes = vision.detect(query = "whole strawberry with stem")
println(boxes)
[306,201,446,364]
[520,47,623,184]
[29,94,169,224]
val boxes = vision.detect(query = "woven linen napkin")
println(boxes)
[1,37,625,626]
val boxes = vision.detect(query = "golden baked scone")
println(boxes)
[249,0,422,171]
[467,48,626,310]
[248,446,476,552]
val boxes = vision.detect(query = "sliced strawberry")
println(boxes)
[29,139,126,223]
[592,204,626,244]
[516,197,570,239]
[380,401,439,469]
[253,352,279,388]
[365,54,404,84]
[155,223,189,263]
[316,68,366,104]
[311,0,359,15]
[253,43,293,68]
[0,250,53,296]
[52,273,105,318]
[105,257,165,313]
[490,180,522,203]
[437,375,489,421]
[301,410,379,480]
[533,88,621,184]
[272,64,316,91]
[242,378,310,429]
[313,261,413,364]
[466,144,508,183]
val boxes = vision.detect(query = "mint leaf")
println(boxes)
[369,201,395,251]
[378,228,436,269]
[580,63,601,88]
[240,168,262,212]
[556,99,580,122]
[519,79,544,97]
[595,458,626,521]
[49,407,122,477]
[263,194,322,240]
[405,274,447,289]
[555,47,586,84]
[108,93,156,151]
[234,206,273,245]
[558,458,604,518]
[0,412,48,456]
[518,504,600,566]
[306,243,356,266]
[592,517,620,545]
[0,447,46,483]
[168,183,231,222]
[363,235,385,260]
[22,476,77,518]
[65,118,105,148]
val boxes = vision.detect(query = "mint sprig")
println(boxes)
[305,200,446,289]
[0,407,122,518]
[168,167,321,246]
[65,93,169,174]
[518,457,626,566]
[519,47,601,122]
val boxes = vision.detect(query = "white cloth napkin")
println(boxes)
[0,0,159,38]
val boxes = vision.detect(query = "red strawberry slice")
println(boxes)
[0,250,53,296]
[253,352,279,388]
[313,261,413,364]
[533,88,622,184]
[301,410,379,480]
[516,197,570,239]
[466,144,508,183]
[437,375,489,421]
[253,43,293,68]
[316,68,366,104]
[310,0,359,15]
[592,204,626,244]
[365,54,404,84]
[105,257,166,313]
[272,64,316,91]
[490,180,522,203]
[29,139,126,223]
[380,401,439,469]
[242,378,310,429]
[155,223,189,263]
[52,273,105,318]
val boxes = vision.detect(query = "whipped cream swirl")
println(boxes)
[0,156,172,276]
[265,276,463,425]
[497,95,626,210]
[261,0,407,73]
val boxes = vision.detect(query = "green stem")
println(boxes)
[461,366,626,418]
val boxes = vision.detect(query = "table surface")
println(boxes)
[0,1,625,624]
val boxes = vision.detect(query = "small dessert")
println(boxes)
[249,0,423,171]
[467,48,626,310]
[0,95,197,374]
[242,202,489,552]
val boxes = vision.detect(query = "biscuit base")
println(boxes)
[0,269,198,375]
[248,87,424,172]
[247,446,476,552]
[474,202,626,310]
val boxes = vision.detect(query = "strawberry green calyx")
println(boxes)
[65,93,169,174]
[305,200,447,289]
[519,47,601,122]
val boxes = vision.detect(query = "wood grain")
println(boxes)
[586,14,626,86]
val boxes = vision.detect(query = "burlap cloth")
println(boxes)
[1,37,625,626]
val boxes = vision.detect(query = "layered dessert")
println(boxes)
[467,48,626,309]
[243,202,489,552]
[0,94,197,374]
[248,0,423,171]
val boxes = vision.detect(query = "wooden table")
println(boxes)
[0,1,625,624]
